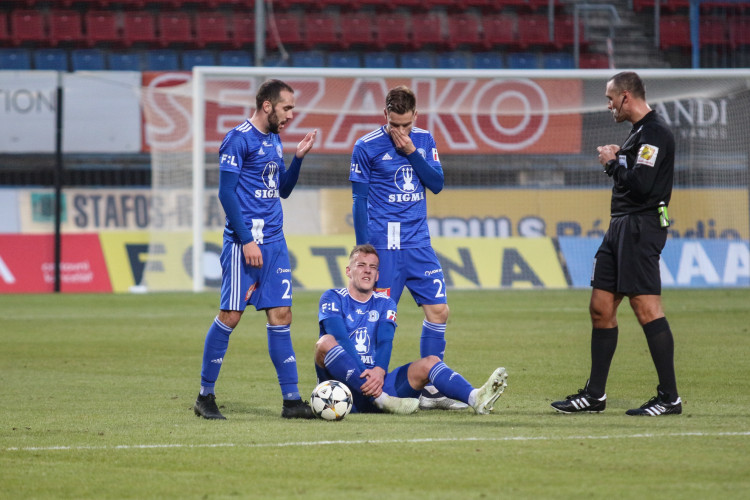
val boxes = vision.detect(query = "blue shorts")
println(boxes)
[219,238,293,311]
[320,363,420,414]
[375,246,448,306]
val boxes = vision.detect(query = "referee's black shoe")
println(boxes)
[626,391,682,416]
[194,393,226,420]
[551,384,606,413]
[281,399,315,419]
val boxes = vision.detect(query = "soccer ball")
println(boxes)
[310,380,353,421]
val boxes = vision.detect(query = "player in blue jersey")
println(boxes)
[193,79,318,420]
[349,85,463,410]
[314,244,508,415]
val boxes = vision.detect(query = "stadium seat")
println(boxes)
[543,52,574,69]
[144,49,180,71]
[482,14,517,50]
[182,50,217,69]
[340,12,375,49]
[10,10,46,46]
[507,52,539,69]
[123,11,158,47]
[579,52,609,69]
[446,13,482,50]
[34,48,69,71]
[291,50,326,67]
[410,13,446,49]
[266,12,305,51]
[219,50,252,66]
[399,51,434,69]
[700,16,728,46]
[0,13,10,45]
[108,51,143,71]
[363,51,397,68]
[0,48,32,69]
[472,51,504,69]
[659,16,691,49]
[516,15,552,49]
[263,53,290,67]
[328,51,361,67]
[71,49,106,70]
[305,12,340,49]
[375,12,411,51]
[231,14,255,49]
[437,51,471,69]
[158,12,194,47]
[554,16,585,50]
[49,10,85,47]
[85,10,120,47]
[195,13,231,48]
[730,17,750,49]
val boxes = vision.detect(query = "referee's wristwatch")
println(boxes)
[603,159,618,177]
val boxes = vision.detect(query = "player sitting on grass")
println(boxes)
[314,244,508,415]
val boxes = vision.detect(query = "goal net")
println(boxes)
[140,67,750,292]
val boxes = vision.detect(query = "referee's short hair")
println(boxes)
[609,72,646,100]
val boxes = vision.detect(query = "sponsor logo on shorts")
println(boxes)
[424,268,443,276]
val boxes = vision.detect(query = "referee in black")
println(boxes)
[551,71,681,416]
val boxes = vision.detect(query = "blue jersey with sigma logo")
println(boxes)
[218,119,286,245]
[349,125,440,250]
[318,288,398,370]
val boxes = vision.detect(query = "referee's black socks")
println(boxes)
[588,326,619,398]
[643,317,679,402]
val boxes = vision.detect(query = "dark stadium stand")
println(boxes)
[0,1,746,70]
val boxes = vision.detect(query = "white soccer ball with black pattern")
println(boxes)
[310,380,353,421]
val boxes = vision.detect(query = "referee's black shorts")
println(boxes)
[590,214,668,295]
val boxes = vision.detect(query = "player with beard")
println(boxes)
[551,71,681,417]
[193,79,318,420]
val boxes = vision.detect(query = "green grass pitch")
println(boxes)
[2,289,749,498]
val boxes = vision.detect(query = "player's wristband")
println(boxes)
[604,159,618,177]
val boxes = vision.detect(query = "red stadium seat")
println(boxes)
[579,52,609,69]
[195,13,230,48]
[340,12,375,49]
[446,13,482,50]
[305,12,340,49]
[410,12,446,49]
[85,10,120,47]
[700,16,728,46]
[10,10,46,46]
[266,12,305,51]
[158,12,194,47]
[659,15,691,49]
[516,14,552,49]
[0,13,10,45]
[375,12,411,51]
[123,11,157,47]
[49,10,85,47]
[481,14,516,49]
[553,15,585,50]
[231,14,255,49]
[730,17,750,48]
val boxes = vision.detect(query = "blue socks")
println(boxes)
[323,345,363,394]
[420,320,447,359]
[199,317,233,395]
[428,361,473,404]
[267,324,301,400]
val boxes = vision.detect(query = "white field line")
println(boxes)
[5,431,749,453]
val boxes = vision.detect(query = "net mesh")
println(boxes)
[140,68,750,291]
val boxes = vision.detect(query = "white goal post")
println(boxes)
[178,67,750,293]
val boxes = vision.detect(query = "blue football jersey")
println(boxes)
[218,119,287,245]
[318,288,398,370]
[349,125,441,250]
